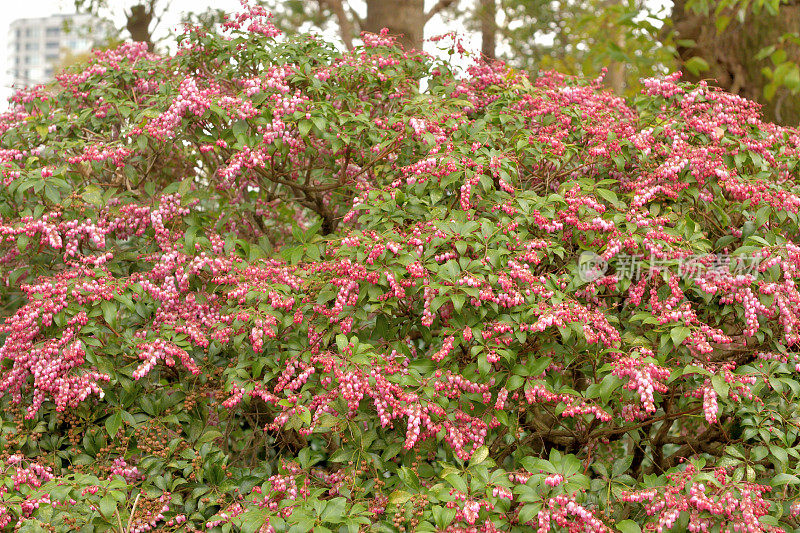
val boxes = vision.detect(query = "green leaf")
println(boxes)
[517,503,540,524]
[381,441,404,461]
[612,455,634,477]
[710,374,730,399]
[595,188,619,207]
[298,406,312,426]
[289,517,316,533]
[388,490,412,505]
[469,446,489,466]
[232,119,248,138]
[769,444,789,465]
[433,506,457,529]
[239,509,270,533]
[105,412,123,439]
[44,184,61,205]
[178,176,193,197]
[599,374,622,403]
[83,185,103,207]
[336,334,348,353]
[616,520,642,533]
[528,356,552,376]
[99,495,116,518]
[16,234,29,252]
[197,430,223,445]
[444,472,467,492]
[329,447,353,463]
[101,300,117,328]
[715,14,731,32]
[785,65,800,92]
[321,497,347,523]
[452,293,466,313]
[312,116,326,133]
[670,326,691,347]
[772,473,800,485]
[684,56,710,76]
[520,456,549,474]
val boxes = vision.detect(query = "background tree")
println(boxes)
[261,0,671,92]
[262,0,460,50]
[487,0,673,94]
[125,3,155,50]
[496,0,800,123]
[478,0,497,60]
[672,0,800,124]
[266,0,800,125]
[72,0,168,51]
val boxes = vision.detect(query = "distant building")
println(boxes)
[7,14,108,88]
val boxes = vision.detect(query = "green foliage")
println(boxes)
[2,5,800,532]
[498,0,674,94]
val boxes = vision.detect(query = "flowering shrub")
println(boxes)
[2,3,800,532]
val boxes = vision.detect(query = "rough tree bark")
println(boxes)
[604,0,626,94]
[318,0,457,52]
[317,0,355,50]
[363,0,426,50]
[126,3,155,51]
[672,0,800,125]
[479,0,497,61]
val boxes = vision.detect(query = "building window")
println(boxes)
[66,38,90,53]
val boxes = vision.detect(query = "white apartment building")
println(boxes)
[7,14,107,88]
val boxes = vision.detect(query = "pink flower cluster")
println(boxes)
[536,495,610,532]
[621,465,780,533]
[611,350,671,416]
[132,339,200,380]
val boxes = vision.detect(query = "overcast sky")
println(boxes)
[0,0,477,110]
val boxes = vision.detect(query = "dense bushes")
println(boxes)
[2,4,800,532]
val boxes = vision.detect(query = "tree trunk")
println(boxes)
[479,0,497,61]
[672,0,800,125]
[364,0,425,51]
[126,3,154,51]
[603,0,625,94]
[319,0,355,50]
[606,32,625,94]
